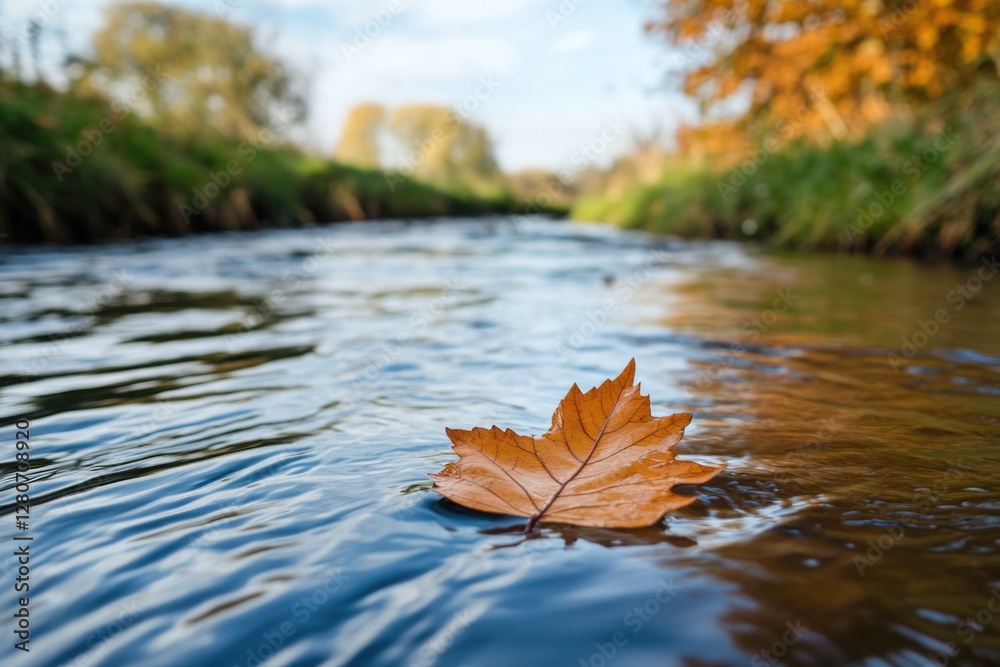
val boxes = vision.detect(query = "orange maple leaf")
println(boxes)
[431,359,723,531]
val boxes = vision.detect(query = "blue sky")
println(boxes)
[7,0,697,172]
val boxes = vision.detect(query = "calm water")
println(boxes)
[1,218,999,667]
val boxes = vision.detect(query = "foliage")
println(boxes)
[431,360,723,531]
[71,1,306,139]
[649,0,1000,142]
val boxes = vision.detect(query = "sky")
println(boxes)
[5,0,698,172]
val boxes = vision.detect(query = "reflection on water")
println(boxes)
[0,219,998,666]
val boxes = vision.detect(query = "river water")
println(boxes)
[1,218,999,666]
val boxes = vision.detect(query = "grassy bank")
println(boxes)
[572,89,1000,260]
[1,80,541,245]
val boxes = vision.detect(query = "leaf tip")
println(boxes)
[619,358,637,385]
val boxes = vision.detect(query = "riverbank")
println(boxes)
[572,86,1000,261]
[6,79,999,259]
[1,80,551,245]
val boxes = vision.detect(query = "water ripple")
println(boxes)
[1,219,999,666]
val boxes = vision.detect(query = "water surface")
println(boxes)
[1,218,999,666]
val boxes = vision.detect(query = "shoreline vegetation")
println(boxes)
[2,76,997,260]
[571,86,1000,262]
[2,1,998,261]
[1,79,556,246]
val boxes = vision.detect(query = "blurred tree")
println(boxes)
[386,104,503,193]
[334,102,385,168]
[73,1,305,137]
[649,0,1000,143]
[507,168,574,208]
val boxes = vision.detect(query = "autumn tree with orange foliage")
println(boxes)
[650,0,1000,154]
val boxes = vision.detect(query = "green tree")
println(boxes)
[74,1,305,138]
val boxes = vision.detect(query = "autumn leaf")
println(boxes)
[430,359,723,531]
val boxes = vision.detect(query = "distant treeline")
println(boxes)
[0,79,550,245]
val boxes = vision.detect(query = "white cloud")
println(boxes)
[550,30,594,54]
